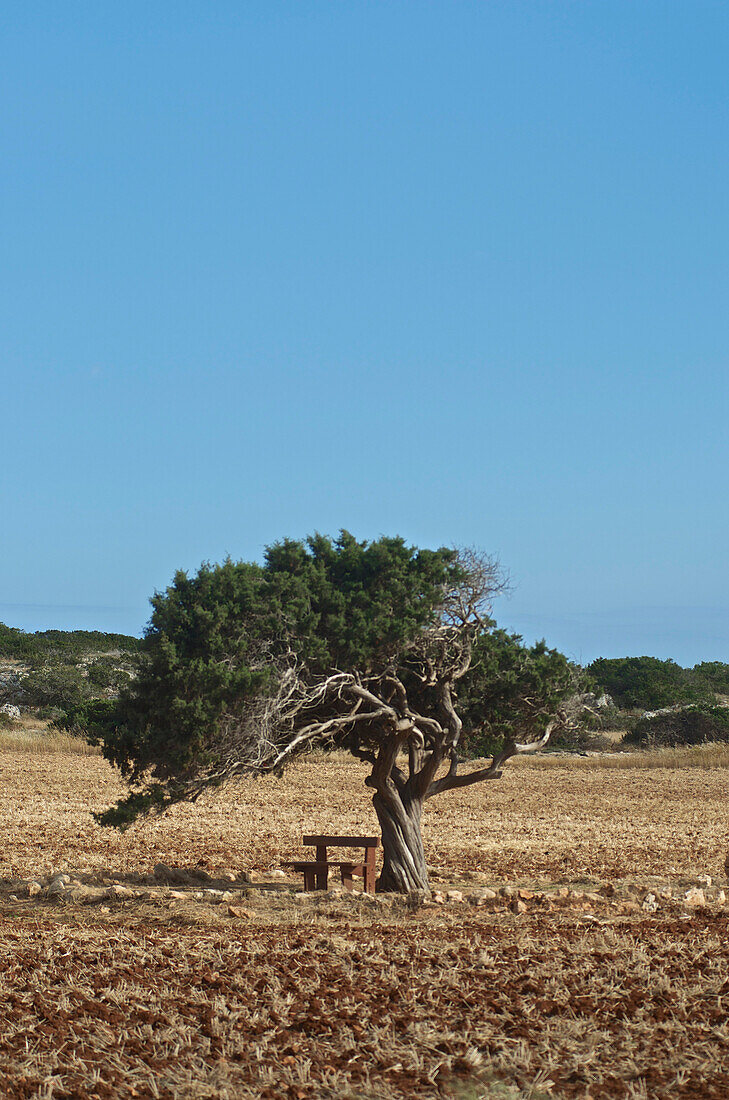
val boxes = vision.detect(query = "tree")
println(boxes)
[92,533,571,894]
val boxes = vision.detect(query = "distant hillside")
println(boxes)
[0,623,142,664]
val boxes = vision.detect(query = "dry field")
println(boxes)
[0,730,728,1099]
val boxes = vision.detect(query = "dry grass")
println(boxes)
[0,745,728,1098]
[0,715,100,755]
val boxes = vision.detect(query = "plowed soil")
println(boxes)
[1,747,728,1099]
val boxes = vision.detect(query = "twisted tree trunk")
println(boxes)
[373,788,429,893]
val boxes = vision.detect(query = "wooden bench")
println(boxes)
[283,835,379,893]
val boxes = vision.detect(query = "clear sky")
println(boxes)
[2,2,728,666]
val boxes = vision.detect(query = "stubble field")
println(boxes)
[0,735,728,1099]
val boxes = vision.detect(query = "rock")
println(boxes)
[642,893,658,912]
[46,879,68,897]
[698,874,712,888]
[105,885,133,900]
[0,704,20,720]
[683,887,706,908]
[446,890,464,903]
[432,892,445,905]
[204,889,225,900]
[50,873,71,887]
[517,889,535,901]
[269,870,286,879]
[227,905,252,919]
[717,889,726,905]
[22,881,43,898]
[473,888,497,905]
[8,895,18,902]
[168,890,188,901]
[499,885,515,898]
[510,898,528,915]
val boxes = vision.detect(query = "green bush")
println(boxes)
[15,665,91,712]
[623,705,729,748]
[86,657,134,692]
[588,656,714,711]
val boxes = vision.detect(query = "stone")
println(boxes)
[683,887,706,908]
[499,885,515,898]
[446,890,464,903]
[432,892,445,905]
[698,874,712,888]
[23,881,43,898]
[46,879,68,897]
[642,893,658,912]
[227,905,252,919]
[717,890,726,905]
[475,888,497,904]
[510,898,528,915]
[105,885,133,900]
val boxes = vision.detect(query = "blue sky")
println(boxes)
[1,2,728,665]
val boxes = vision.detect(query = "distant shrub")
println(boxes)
[0,622,141,663]
[623,705,729,748]
[86,657,134,692]
[15,665,91,712]
[588,656,713,711]
[547,726,613,753]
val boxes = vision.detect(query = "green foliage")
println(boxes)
[94,532,462,826]
[456,631,576,758]
[624,705,729,748]
[86,657,134,692]
[15,665,91,712]
[0,622,140,663]
[587,656,714,711]
[691,661,729,696]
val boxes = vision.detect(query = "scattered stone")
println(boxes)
[105,884,133,900]
[446,890,464,903]
[8,895,18,902]
[698,874,712,888]
[499,885,515,898]
[432,892,445,905]
[717,890,726,905]
[168,890,188,901]
[227,905,252,919]
[204,889,225,900]
[683,887,706,908]
[510,898,528,915]
[599,883,616,898]
[269,870,286,878]
[46,879,68,897]
[471,889,497,905]
[642,893,658,912]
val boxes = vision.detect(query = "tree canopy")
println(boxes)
[91,532,574,892]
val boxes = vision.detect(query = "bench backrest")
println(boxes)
[303,835,379,848]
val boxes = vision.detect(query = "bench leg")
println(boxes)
[303,868,316,891]
[364,865,376,894]
[340,868,354,891]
